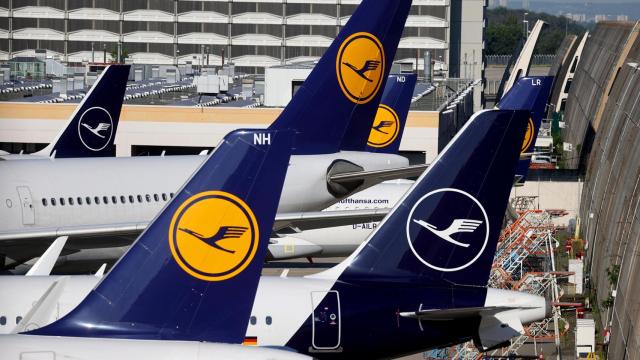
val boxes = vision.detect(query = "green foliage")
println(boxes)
[601,294,615,309]
[606,264,620,285]
[486,7,589,55]
[110,48,130,63]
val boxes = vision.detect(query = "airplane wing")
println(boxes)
[329,164,428,185]
[0,209,391,243]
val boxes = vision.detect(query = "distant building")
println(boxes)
[617,15,629,21]
[0,0,485,81]
[594,14,609,23]
[499,0,509,7]
[8,57,45,80]
[564,13,587,22]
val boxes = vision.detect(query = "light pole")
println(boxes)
[175,49,180,67]
[523,12,529,39]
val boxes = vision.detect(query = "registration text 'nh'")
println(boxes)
[254,133,271,145]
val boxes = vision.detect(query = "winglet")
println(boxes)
[269,0,412,154]
[362,74,417,153]
[29,129,294,343]
[35,65,130,158]
[25,236,67,276]
[94,263,107,278]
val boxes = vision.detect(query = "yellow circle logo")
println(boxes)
[367,104,400,148]
[169,191,259,282]
[521,117,535,154]
[336,32,385,104]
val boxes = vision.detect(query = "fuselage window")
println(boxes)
[137,195,143,203]
[42,198,47,206]
[129,195,134,203]
[112,196,117,204]
[162,193,167,201]
[154,194,159,202]
[103,196,109,204]
[94,196,100,205]
[15,316,22,324]
[170,193,175,198]
[86,197,91,205]
[59,198,65,206]
[266,316,272,325]
[77,197,83,205]
[68,197,74,205]
[145,194,151,202]
[250,316,257,325]
[51,198,56,206]
[0,316,5,325]
[121,195,126,204]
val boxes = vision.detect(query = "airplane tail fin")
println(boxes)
[361,74,417,153]
[497,76,554,183]
[29,129,294,343]
[36,65,130,158]
[268,0,412,155]
[329,109,530,289]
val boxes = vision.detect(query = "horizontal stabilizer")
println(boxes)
[267,236,324,260]
[399,305,536,321]
[273,208,390,232]
[476,311,525,351]
[329,164,428,185]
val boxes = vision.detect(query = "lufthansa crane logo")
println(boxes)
[406,188,490,272]
[77,106,114,152]
[336,32,385,104]
[169,191,259,281]
[521,117,535,154]
[367,104,400,148]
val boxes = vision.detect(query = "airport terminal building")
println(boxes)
[0,0,484,79]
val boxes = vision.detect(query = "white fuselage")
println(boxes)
[269,180,413,259]
[0,152,407,247]
[0,274,547,346]
[8,180,415,271]
[0,334,311,360]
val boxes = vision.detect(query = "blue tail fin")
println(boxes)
[269,0,412,155]
[29,129,293,343]
[497,76,554,183]
[361,74,417,153]
[335,109,530,288]
[36,65,130,158]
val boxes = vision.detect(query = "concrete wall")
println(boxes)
[562,22,638,169]
[578,21,640,360]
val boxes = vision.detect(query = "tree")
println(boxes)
[110,47,130,63]
[486,7,589,55]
